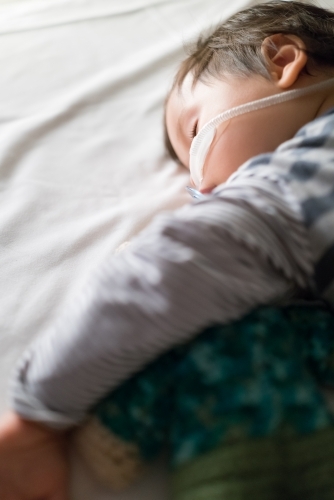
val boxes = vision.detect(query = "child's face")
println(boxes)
[165,72,309,193]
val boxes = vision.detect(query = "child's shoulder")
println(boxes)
[289,106,334,146]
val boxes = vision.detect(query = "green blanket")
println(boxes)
[74,305,334,499]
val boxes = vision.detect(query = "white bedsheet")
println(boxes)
[2,0,328,498]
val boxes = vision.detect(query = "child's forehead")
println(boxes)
[166,78,190,124]
[169,73,212,110]
[172,72,195,101]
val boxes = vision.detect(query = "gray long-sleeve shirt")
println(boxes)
[11,109,334,428]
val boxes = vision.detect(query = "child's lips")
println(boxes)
[200,187,214,194]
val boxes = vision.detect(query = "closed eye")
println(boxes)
[190,121,198,139]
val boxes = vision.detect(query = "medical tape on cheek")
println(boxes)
[189,77,334,188]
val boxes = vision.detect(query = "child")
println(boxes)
[1,1,334,499]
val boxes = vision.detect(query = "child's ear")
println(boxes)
[261,34,308,89]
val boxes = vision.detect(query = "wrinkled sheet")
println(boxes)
[0,0,315,498]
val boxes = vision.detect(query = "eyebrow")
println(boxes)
[177,108,186,140]
[163,87,192,168]
[163,92,186,165]
[163,111,180,162]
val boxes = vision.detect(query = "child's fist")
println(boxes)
[0,411,70,500]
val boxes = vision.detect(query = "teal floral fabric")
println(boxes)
[92,306,334,467]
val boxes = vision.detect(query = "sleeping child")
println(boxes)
[1,1,334,499]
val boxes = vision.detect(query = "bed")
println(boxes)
[0,0,332,498]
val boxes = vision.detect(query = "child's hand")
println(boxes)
[0,411,70,500]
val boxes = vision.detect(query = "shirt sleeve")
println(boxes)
[10,175,314,428]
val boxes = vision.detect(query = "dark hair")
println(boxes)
[164,0,334,161]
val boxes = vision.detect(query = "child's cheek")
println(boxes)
[201,112,277,191]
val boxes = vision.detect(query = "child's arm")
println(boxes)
[9,175,312,430]
[0,411,69,500]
